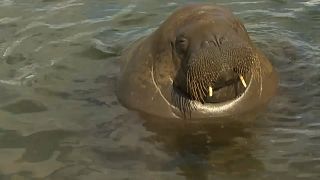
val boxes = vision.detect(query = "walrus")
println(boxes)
[116,4,278,120]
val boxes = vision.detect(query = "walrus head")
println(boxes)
[117,4,278,120]
[151,5,278,119]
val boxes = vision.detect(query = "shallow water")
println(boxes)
[0,0,319,179]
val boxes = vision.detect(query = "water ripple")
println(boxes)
[301,0,320,7]
[0,17,21,24]
[274,128,320,137]
[0,0,13,7]
[34,0,84,12]
[239,9,296,18]
[2,35,31,57]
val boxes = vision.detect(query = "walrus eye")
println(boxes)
[175,37,189,54]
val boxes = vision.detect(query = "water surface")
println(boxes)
[0,0,319,179]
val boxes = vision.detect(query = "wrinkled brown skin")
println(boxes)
[116,4,278,120]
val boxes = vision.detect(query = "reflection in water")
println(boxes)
[0,130,73,162]
[141,114,264,179]
[0,129,74,178]
[1,99,47,114]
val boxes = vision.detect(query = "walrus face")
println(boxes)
[171,21,258,116]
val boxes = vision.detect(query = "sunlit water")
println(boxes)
[0,0,319,179]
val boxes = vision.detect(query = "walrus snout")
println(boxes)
[174,39,255,104]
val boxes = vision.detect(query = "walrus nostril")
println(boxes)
[202,40,210,48]
[201,37,224,48]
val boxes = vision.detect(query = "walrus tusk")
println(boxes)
[239,75,247,88]
[209,86,213,97]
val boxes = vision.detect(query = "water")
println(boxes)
[0,0,319,179]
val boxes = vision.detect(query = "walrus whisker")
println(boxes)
[171,88,193,119]
[191,83,197,100]
[196,83,204,102]
[189,68,202,101]
[257,58,263,98]
[193,82,201,101]
[179,95,185,115]
[199,81,207,103]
